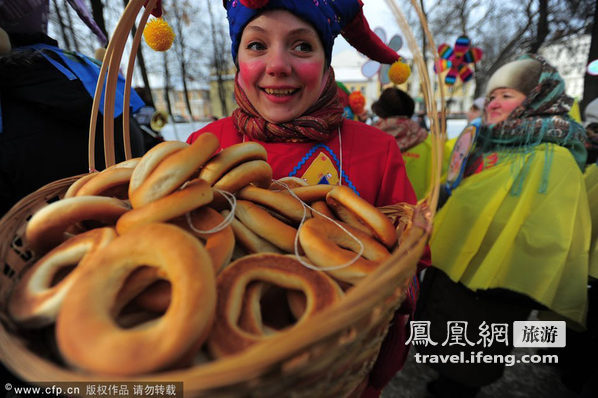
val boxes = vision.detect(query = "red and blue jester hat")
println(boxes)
[223,0,405,71]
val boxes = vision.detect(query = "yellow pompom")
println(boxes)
[388,60,411,85]
[143,17,175,52]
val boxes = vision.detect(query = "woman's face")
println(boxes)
[237,10,327,124]
[485,88,526,125]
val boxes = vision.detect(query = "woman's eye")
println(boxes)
[247,41,266,51]
[293,42,313,53]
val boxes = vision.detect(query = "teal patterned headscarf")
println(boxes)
[476,54,587,170]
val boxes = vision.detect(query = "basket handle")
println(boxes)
[87,0,157,171]
[384,0,447,219]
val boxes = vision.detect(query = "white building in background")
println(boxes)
[141,72,211,122]
[540,34,591,101]
[331,49,380,109]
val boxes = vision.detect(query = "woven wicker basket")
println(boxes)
[0,0,446,396]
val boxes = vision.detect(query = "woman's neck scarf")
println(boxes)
[232,68,344,143]
[476,54,587,170]
[374,116,428,151]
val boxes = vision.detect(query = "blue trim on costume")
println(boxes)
[38,50,77,80]
[288,143,359,195]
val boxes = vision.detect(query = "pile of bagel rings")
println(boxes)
[7,133,402,376]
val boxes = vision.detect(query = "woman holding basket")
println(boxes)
[187,1,427,396]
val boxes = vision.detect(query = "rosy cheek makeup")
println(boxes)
[238,61,260,87]
[297,62,325,88]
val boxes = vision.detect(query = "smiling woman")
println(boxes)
[483,57,541,125]
[186,1,427,396]
[188,0,413,206]
[236,10,328,124]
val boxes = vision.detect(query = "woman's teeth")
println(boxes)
[264,88,295,96]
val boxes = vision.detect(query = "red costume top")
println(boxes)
[187,117,416,207]
[188,116,426,397]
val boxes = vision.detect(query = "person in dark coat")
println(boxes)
[0,3,145,215]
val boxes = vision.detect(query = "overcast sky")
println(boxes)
[333,0,412,58]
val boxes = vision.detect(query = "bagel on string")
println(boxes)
[310,200,337,220]
[234,200,297,253]
[8,227,117,328]
[74,166,136,199]
[222,210,283,256]
[284,184,334,204]
[238,186,305,223]
[268,176,308,190]
[116,179,213,235]
[207,253,343,358]
[114,263,210,369]
[112,157,142,169]
[326,186,397,249]
[207,189,238,212]
[25,196,130,253]
[213,159,273,194]
[129,133,219,208]
[128,141,188,195]
[198,142,267,185]
[171,206,235,273]
[298,217,391,284]
[119,207,235,314]
[56,222,216,376]
[64,173,99,198]
[67,158,141,198]
[327,201,376,237]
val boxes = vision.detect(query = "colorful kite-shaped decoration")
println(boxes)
[361,27,404,85]
[435,35,483,85]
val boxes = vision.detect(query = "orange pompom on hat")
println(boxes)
[349,91,366,115]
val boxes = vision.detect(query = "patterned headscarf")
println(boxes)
[232,68,344,142]
[478,54,587,169]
